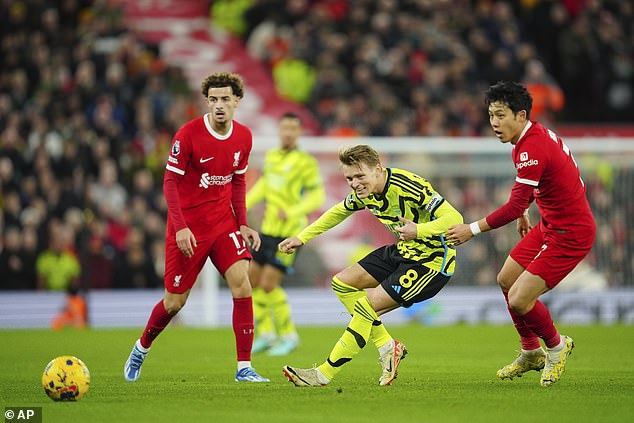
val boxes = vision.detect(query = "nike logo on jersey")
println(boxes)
[237,248,247,255]
[200,157,214,163]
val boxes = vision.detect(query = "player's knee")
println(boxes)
[163,298,186,315]
[228,277,252,298]
[333,271,345,283]
[496,271,514,292]
[260,278,278,293]
[507,294,531,315]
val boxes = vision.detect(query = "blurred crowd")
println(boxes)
[0,0,198,291]
[240,0,633,135]
[1,0,633,292]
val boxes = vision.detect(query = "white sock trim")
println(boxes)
[135,339,150,353]
[521,347,543,354]
[238,361,252,371]
[548,335,566,353]
[378,339,395,357]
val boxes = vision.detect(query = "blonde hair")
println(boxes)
[201,72,245,98]
[338,144,381,168]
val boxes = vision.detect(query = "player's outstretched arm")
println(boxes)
[447,180,533,246]
[415,200,463,240]
[292,201,354,243]
[278,237,304,254]
[446,218,491,246]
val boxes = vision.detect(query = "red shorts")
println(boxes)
[510,220,595,289]
[164,218,252,294]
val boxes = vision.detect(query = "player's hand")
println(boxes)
[278,237,303,254]
[240,225,261,252]
[517,214,532,238]
[395,216,418,241]
[176,228,197,258]
[445,224,474,247]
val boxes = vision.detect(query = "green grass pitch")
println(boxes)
[1,325,633,423]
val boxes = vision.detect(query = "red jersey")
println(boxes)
[164,115,252,240]
[511,121,594,231]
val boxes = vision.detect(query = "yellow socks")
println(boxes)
[269,287,297,338]
[331,277,392,349]
[318,296,381,380]
[252,287,275,338]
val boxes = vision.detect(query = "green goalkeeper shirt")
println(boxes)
[247,148,325,237]
[296,167,463,276]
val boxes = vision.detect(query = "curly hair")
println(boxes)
[338,144,381,168]
[485,81,533,119]
[201,72,245,98]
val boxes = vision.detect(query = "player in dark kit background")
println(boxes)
[124,72,269,383]
[446,81,596,387]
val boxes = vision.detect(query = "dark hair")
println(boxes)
[280,112,301,123]
[338,144,381,168]
[201,72,245,98]
[485,81,533,119]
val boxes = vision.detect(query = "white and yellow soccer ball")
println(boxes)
[42,356,90,401]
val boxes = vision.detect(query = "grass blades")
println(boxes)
[1,325,633,423]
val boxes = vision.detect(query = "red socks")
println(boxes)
[139,297,256,362]
[521,300,561,349]
[503,291,541,350]
[503,290,560,350]
[140,300,174,349]
[233,297,254,362]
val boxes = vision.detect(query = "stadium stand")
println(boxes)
[240,0,633,135]
[0,0,632,293]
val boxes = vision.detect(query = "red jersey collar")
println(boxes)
[204,113,233,140]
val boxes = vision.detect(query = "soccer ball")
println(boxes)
[42,356,90,401]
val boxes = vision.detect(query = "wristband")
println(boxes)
[470,221,481,236]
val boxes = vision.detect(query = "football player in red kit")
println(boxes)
[124,72,269,383]
[446,81,595,387]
